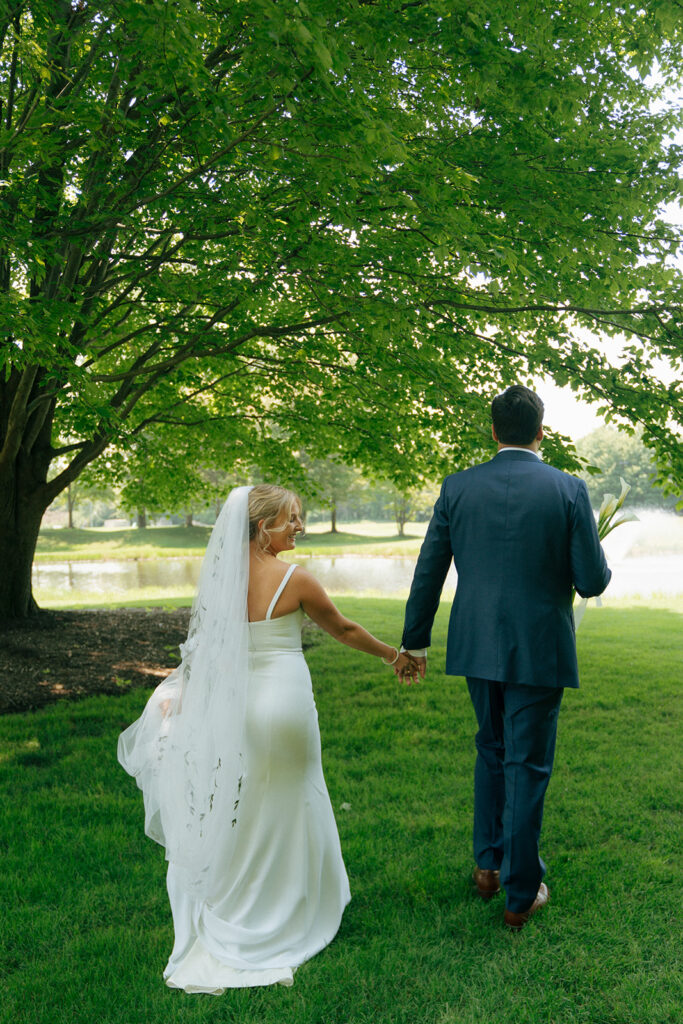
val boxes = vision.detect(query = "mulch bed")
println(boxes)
[0,608,190,715]
[0,609,323,715]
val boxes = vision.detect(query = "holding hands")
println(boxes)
[397,654,426,684]
[382,646,427,685]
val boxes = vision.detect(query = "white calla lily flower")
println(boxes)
[574,478,635,627]
[617,477,631,506]
[598,495,618,519]
[609,511,639,530]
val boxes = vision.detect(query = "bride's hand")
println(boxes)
[394,651,420,685]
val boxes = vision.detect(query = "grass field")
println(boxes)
[1,599,681,1024]
[34,521,430,563]
[35,524,213,562]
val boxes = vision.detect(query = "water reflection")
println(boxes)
[33,558,202,595]
[290,555,458,596]
[32,551,683,599]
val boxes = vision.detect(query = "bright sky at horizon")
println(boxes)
[536,378,607,441]
[535,340,678,442]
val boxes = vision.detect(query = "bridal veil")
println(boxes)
[118,486,252,901]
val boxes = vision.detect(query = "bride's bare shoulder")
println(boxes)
[248,555,288,595]
[290,565,324,592]
[290,564,315,583]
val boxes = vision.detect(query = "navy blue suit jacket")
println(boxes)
[402,450,611,688]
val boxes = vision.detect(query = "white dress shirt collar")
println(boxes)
[496,446,542,459]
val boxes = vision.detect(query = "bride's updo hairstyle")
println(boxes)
[248,484,301,553]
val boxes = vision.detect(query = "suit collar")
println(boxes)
[493,449,542,462]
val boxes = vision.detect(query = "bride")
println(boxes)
[118,484,416,993]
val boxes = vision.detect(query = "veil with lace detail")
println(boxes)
[118,486,252,900]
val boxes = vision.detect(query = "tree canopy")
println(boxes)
[1,0,683,615]
[578,425,681,509]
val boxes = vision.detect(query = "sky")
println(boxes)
[535,343,678,442]
[535,378,606,441]
[535,333,678,442]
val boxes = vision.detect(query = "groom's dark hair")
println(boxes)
[491,385,544,445]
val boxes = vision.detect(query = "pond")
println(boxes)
[32,549,683,603]
[32,510,683,602]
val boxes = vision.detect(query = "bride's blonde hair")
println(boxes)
[248,484,301,552]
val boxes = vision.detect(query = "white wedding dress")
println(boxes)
[163,565,351,993]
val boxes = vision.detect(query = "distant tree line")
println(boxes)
[577,427,680,511]
[46,452,442,535]
[47,425,679,534]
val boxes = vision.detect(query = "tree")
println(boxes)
[577,427,681,510]
[60,477,114,528]
[2,0,683,616]
[366,478,440,535]
[85,420,267,523]
[92,430,219,525]
[294,454,362,533]
[45,463,115,527]
[387,487,415,538]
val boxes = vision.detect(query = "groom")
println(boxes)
[400,385,611,929]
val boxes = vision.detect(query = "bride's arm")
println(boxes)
[295,569,416,675]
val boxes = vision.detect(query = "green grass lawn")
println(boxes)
[35,525,213,561]
[34,522,429,563]
[1,599,681,1024]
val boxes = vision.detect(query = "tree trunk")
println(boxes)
[395,499,410,537]
[184,511,193,528]
[0,498,45,619]
[67,482,75,529]
[0,440,53,618]
[136,509,147,529]
[330,503,338,534]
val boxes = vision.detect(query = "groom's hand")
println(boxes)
[394,654,426,685]
[411,656,427,681]
[393,652,418,684]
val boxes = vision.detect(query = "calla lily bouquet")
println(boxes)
[573,477,638,628]
[595,476,640,542]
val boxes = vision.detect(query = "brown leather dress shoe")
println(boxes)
[504,882,549,930]
[473,867,501,899]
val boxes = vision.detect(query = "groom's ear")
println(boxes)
[491,425,499,442]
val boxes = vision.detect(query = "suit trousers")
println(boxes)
[466,677,563,913]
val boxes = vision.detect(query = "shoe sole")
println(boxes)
[504,886,549,929]
[476,887,501,900]
[504,918,527,931]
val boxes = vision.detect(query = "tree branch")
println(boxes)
[23,390,55,455]
[42,434,111,504]
[429,299,681,317]
[51,440,89,456]
[4,11,19,131]
[128,366,247,435]
[118,69,315,217]
[0,365,39,472]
